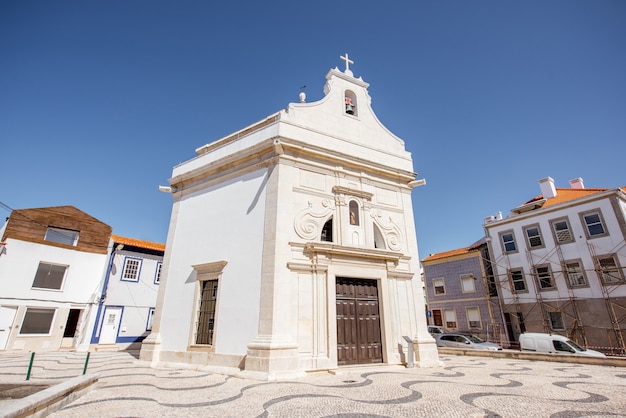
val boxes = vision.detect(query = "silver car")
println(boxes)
[436,333,502,351]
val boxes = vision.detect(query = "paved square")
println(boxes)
[1,351,625,417]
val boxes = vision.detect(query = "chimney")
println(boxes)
[538,177,557,199]
[569,177,585,189]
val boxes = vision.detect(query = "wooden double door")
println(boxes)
[336,277,383,365]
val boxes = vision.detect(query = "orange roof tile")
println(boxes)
[111,234,165,252]
[422,245,478,262]
[522,186,626,209]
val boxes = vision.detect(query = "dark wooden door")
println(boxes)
[336,278,383,365]
[432,309,443,327]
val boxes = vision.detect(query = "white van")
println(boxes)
[519,333,605,357]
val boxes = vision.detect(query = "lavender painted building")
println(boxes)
[422,240,506,346]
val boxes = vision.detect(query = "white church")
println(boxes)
[140,55,440,379]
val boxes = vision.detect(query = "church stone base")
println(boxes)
[414,339,444,367]
[239,336,306,381]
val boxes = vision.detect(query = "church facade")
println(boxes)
[140,57,440,379]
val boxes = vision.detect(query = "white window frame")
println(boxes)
[32,262,68,291]
[580,209,608,239]
[19,308,56,335]
[44,227,79,246]
[432,278,446,295]
[443,308,457,329]
[500,230,518,253]
[466,307,481,329]
[121,257,142,282]
[460,274,476,293]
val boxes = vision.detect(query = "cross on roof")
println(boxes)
[340,53,354,73]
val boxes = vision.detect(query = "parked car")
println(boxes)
[518,333,605,357]
[436,332,503,351]
[428,325,449,337]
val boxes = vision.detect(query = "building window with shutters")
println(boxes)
[444,309,457,329]
[466,307,481,329]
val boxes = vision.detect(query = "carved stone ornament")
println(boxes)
[371,210,403,252]
[294,199,335,240]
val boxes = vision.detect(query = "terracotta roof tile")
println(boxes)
[422,245,478,262]
[111,234,165,252]
[522,186,626,209]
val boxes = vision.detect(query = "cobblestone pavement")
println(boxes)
[1,351,625,417]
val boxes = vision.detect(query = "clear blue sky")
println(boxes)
[2,1,625,260]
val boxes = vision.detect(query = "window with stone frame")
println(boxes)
[432,278,445,295]
[596,255,623,284]
[523,224,544,249]
[549,311,565,330]
[460,274,476,293]
[500,231,517,253]
[581,210,607,238]
[196,279,218,345]
[565,260,587,287]
[510,268,527,292]
[550,218,574,244]
[443,309,457,329]
[466,307,481,329]
[535,264,555,289]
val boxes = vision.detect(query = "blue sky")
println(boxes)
[1,1,625,260]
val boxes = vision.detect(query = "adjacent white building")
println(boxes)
[140,57,440,379]
[90,234,164,351]
[0,206,111,352]
[484,177,626,354]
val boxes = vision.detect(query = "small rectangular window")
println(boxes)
[597,255,622,284]
[524,225,543,249]
[549,312,565,330]
[565,261,587,287]
[535,265,554,289]
[510,269,527,292]
[32,262,67,290]
[551,218,573,243]
[460,274,475,293]
[581,211,607,238]
[44,227,79,246]
[467,307,481,329]
[432,278,445,295]
[444,309,457,329]
[20,308,55,334]
[500,231,517,253]
[122,258,142,282]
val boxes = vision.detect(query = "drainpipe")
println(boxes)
[90,244,122,344]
